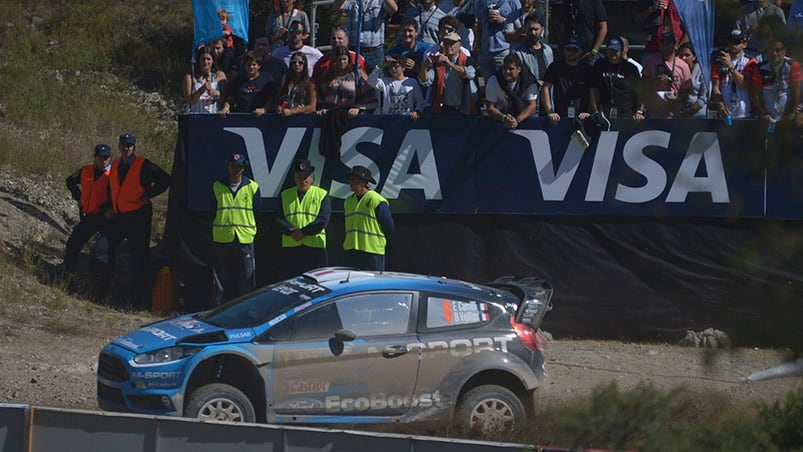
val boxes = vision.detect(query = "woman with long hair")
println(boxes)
[183,46,227,114]
[277,52,317,116]
[676,43,709,118]
[316,45,377,117]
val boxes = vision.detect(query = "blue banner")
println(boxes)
[184,114,788,218]
[192,0,250,52]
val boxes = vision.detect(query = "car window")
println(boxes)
[294,302,342,341]
[337,293,413,337]
[197,277,330,329]
[425,296,490,328]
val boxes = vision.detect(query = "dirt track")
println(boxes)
[1,316,799,414]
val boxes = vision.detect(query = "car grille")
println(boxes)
[98,352,129,382]
[97,382,125,404]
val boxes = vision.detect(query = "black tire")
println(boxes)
[455,384,526,436]
[185,383,256,423]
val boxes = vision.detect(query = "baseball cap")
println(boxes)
[442,32,461,43]
[118,133,136,145]
[565,34,583,50]
[661,31,677,43]
[347,165,377,184]
[293,158,314,175]
[606,36,623,52]
[227,153,247,166]
[94,144,111,157]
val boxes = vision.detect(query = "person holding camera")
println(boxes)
[643,31,691,118]
[419,32,478,114]
[710,29,759,120]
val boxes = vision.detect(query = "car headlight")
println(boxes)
[133,346,201,365]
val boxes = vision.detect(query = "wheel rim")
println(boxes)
[197,397,245,422]
[469,397,516,434]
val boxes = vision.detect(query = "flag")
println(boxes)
[674,0,715,94]
[192,0,250,52]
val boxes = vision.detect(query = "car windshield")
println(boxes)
[196,277,331,329]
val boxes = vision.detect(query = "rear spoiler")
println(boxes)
[486,277,554,328]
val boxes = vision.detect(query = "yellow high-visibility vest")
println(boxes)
[212,180,259,244]
[280,185,327,248]
[343,190,388,255]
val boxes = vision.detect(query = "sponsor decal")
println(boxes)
[325,391,443,412]
[286,398,324,410]
[169,319,206,333]
[288,380,330,394]
[419,336,512,356]
[130,371,182,380]
[141,326,177,342]
[228,331,253,339]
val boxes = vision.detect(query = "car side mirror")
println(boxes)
[333,329,357,342]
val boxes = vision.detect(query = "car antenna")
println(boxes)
[340,271,351,284]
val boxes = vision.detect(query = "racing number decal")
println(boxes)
[443,300,454,323]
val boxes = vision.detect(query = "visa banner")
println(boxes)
[184,114,782,218]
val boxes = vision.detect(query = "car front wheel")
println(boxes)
[456,384,526,436]
[185,383,256,423]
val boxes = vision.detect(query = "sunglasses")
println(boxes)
[288,28,303,34]
[290,60,305,65]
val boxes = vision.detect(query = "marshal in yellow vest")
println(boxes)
[212,180,259,244]
[280,185,327,248]
[343,190,389,255]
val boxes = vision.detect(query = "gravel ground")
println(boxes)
[1,320,799,414]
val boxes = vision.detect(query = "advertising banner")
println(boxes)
[186,114,779,218]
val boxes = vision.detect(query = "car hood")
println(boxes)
[111,315,253,353]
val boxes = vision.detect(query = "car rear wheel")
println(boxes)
[185,383,256,423]
[456,384,526,436]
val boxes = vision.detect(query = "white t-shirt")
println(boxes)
[484,74,538,113]
[367,67,427,114]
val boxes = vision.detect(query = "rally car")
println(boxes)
[97,268,553,435]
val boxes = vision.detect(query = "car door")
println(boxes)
[269,291,421,417]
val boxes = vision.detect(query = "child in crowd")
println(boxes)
[368,56,426,119]
[218,8,234,49]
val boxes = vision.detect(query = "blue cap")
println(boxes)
[565,34,583,50]
[227,153,247,166]
[94,144,111,157]
[119,133,136,145]
[606,36,623,52]
[293,159,314,175]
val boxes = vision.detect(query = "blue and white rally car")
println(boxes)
[97,268,553,434]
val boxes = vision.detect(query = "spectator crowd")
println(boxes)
[66,0,803,313]
[185,0,803,133]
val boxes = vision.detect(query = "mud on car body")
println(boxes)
[97,268,554,435]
